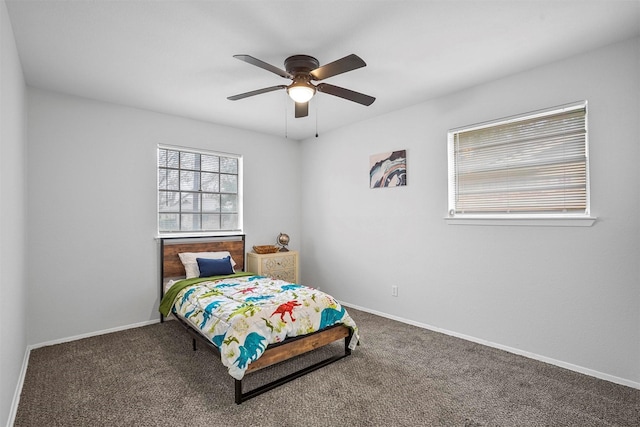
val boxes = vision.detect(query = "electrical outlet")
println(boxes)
[391,285,398,297]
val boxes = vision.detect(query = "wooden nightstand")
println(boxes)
[247,251,299,283]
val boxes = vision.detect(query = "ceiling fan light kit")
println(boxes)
[228,53,375,118]
[287,76,316,103]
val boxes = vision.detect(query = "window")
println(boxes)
[157,145,242,235]
[447,101,594,225]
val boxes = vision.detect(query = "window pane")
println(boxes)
[159,191,180,212]
[221,214,238,230]
[201,155,219,172]
[201,172,219,192]
[158,168,167,190]
[180,170,198,191]
[180,152,197,170]
[180,192,200,212]
[202,214,221,230]
[220,174,237,193]
[159,213,179,231]
[221,157,237,174]
[158,149,167,168]
[221,194,237,213]
[202,193,220,212]
[180,214,201,231]
[167,150,179,168]
[166,170,179,190]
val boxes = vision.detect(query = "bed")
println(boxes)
[158,235,359,404]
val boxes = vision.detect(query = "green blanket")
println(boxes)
[159,272,256,317]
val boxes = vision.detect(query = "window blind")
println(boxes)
[448,102,589,216]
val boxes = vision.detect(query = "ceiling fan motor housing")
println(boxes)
[284,55,320,75]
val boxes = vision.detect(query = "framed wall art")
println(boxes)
[369,150,407,188]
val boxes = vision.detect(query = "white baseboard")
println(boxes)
[6,319,160,427]
[341,301,640,391]
[28,319,160,350]
[6,347,30,427]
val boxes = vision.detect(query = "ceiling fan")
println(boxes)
[227,54,375,118]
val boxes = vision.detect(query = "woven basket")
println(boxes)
[253,245,280,254]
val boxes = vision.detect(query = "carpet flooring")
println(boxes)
[14,308,639,426]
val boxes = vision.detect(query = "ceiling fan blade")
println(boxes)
[295,102,309,118]
[227,85,286,101]
[233,55,292,79]
[309,54,366,81]
[316,83,375,106]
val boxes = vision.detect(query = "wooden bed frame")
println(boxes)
[159,235,353,404]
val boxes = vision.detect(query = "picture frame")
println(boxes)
[369,150,407,188]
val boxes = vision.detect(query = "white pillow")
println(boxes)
[178,251,237,279]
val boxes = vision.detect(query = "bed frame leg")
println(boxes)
[235,380,243,404]
[345,330,353,355]
[192,338,197,351]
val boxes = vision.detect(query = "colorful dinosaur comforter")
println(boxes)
[160,274,359,380]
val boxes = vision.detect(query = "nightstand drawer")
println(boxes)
[247,250,299,283]
[262,255,295,272]
[267,268,296,283]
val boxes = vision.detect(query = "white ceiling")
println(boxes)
[6,0,640,140]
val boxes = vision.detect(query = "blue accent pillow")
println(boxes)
[196,256,234,277]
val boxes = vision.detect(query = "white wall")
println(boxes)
[0,0,27,425]
[300,37,640,387]
[26,88,300,345]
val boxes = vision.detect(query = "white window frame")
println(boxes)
[446,101,596,227]
[157,144,243,237]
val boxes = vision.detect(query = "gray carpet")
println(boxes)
[14,308,639,426]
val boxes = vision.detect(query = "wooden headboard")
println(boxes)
[160,235,246,279]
